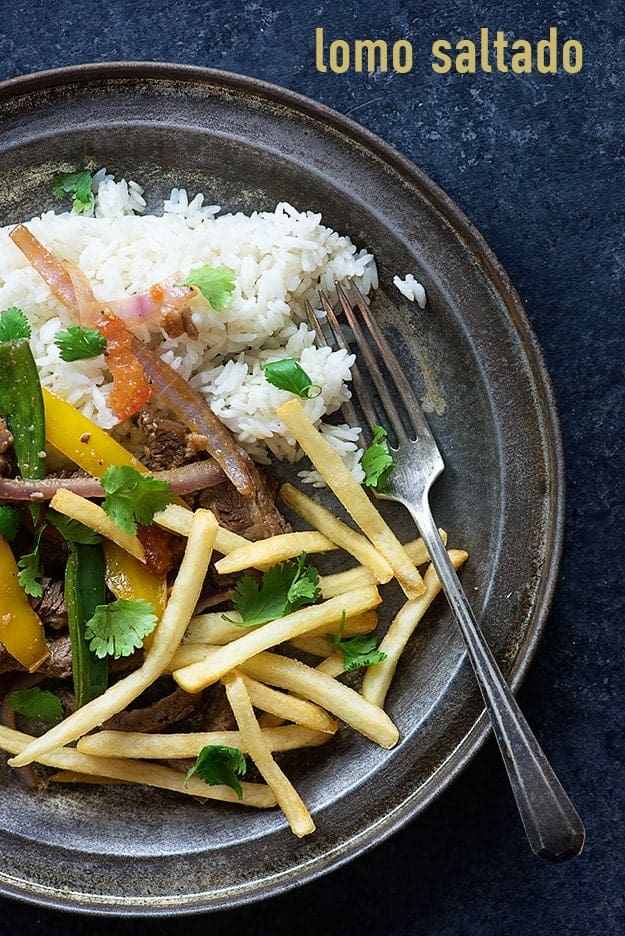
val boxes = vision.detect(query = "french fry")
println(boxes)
[166,643,215,672]
[241,651,399,749]
[154,503,248,554]
[224,671,315,837]
[242,673,338,733]
[280,483,393,583]
[289,635,336,657]
[276,399,425,598]
[9,510,218,768]
[361,549,469,707]
[0,725,275,807]
[299,609,378,642]
[77,724,334,759]
[214,531,335,575]
[184,609,377,647]
[173,586,382,693]
[184,613,245,645]
[319,533,447,598]
[315,653,346,678]
[49,488,145,562]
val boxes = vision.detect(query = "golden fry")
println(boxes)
[49,488,145,561]
[318,532,447,598]
[242,673,338,733]
[361,549,468,707]
[77,724,334,759]
[214,530,335,575]
[276,399,424,598]
[242,651,399,749]
[224,671,315,837]
[280,483,393,583]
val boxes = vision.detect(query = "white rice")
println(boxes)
[0,171,384,482]
[393,273,426,308]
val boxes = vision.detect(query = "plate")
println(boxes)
[0,63,564,915]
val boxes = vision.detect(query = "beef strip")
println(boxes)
[198,467,291,541]
[102,686,200,732]
[0,636,142,678]
[198,683,237,732]
[30,577,67,631]
[138,411,199,471]
[0,634,75,680]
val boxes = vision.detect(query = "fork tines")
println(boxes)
[306,284,423,447]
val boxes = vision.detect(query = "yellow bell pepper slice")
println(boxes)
[42,387,167,613]
[0,536,49,671]
[42,388,144,478]
[102,540,167,616]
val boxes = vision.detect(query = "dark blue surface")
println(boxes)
[0,0,623,932]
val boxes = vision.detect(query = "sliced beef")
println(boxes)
[30,577,67,631]
[102,686,200,732]
[138,411,199,471]
[199,683,237,732]
[0,634,76,680]
[198,466,291,541]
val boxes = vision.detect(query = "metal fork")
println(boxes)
[306,284,585,863]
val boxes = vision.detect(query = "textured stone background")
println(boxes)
[0,0,622,933]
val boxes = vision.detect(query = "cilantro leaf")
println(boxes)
[176,264,236,311]
[185,745,246,800]
[84,598,158,659]
[52,170,94,213]
[331,633,387,672]
[47,509,101,544]
[0,505,21,542]
[17,524,46,598]
[226,553,321,628]
[10,687,63,725]
[54,325,106,362]
[101,465,173,535]
[262,359,321,399]
[361,425,395,491]
[329,612,387,672]
[0,307,31,342]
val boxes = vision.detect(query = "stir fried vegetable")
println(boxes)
[65,543,108,707]
[0,309,46,480]
[0,536,48,671]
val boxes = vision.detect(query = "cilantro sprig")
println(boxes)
[54,325,106,362]
[101,465,173,535]
[176,264,236,311]
[262,358,321,399]
[329,612,387,672]
[17,524,46,598]
[0,307,30,342]
[0,505,21,542]
[84,598,158,659]
[361,425,395,491]
[52,170,94,214]
[225,553,321,628]
[185,745,247,800]
[10,687,63,725]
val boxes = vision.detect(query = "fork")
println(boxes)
[305,283,585,863]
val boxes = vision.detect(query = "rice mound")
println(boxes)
[0,171,380,483]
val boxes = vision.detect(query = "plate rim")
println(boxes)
[0,60,565,915]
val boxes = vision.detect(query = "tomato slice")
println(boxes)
[97,314,152,421]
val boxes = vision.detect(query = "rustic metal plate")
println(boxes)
[0,63,564,915]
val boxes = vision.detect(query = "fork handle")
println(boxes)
[407,498,585,862]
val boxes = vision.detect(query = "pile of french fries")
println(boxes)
[2,400,467,838]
